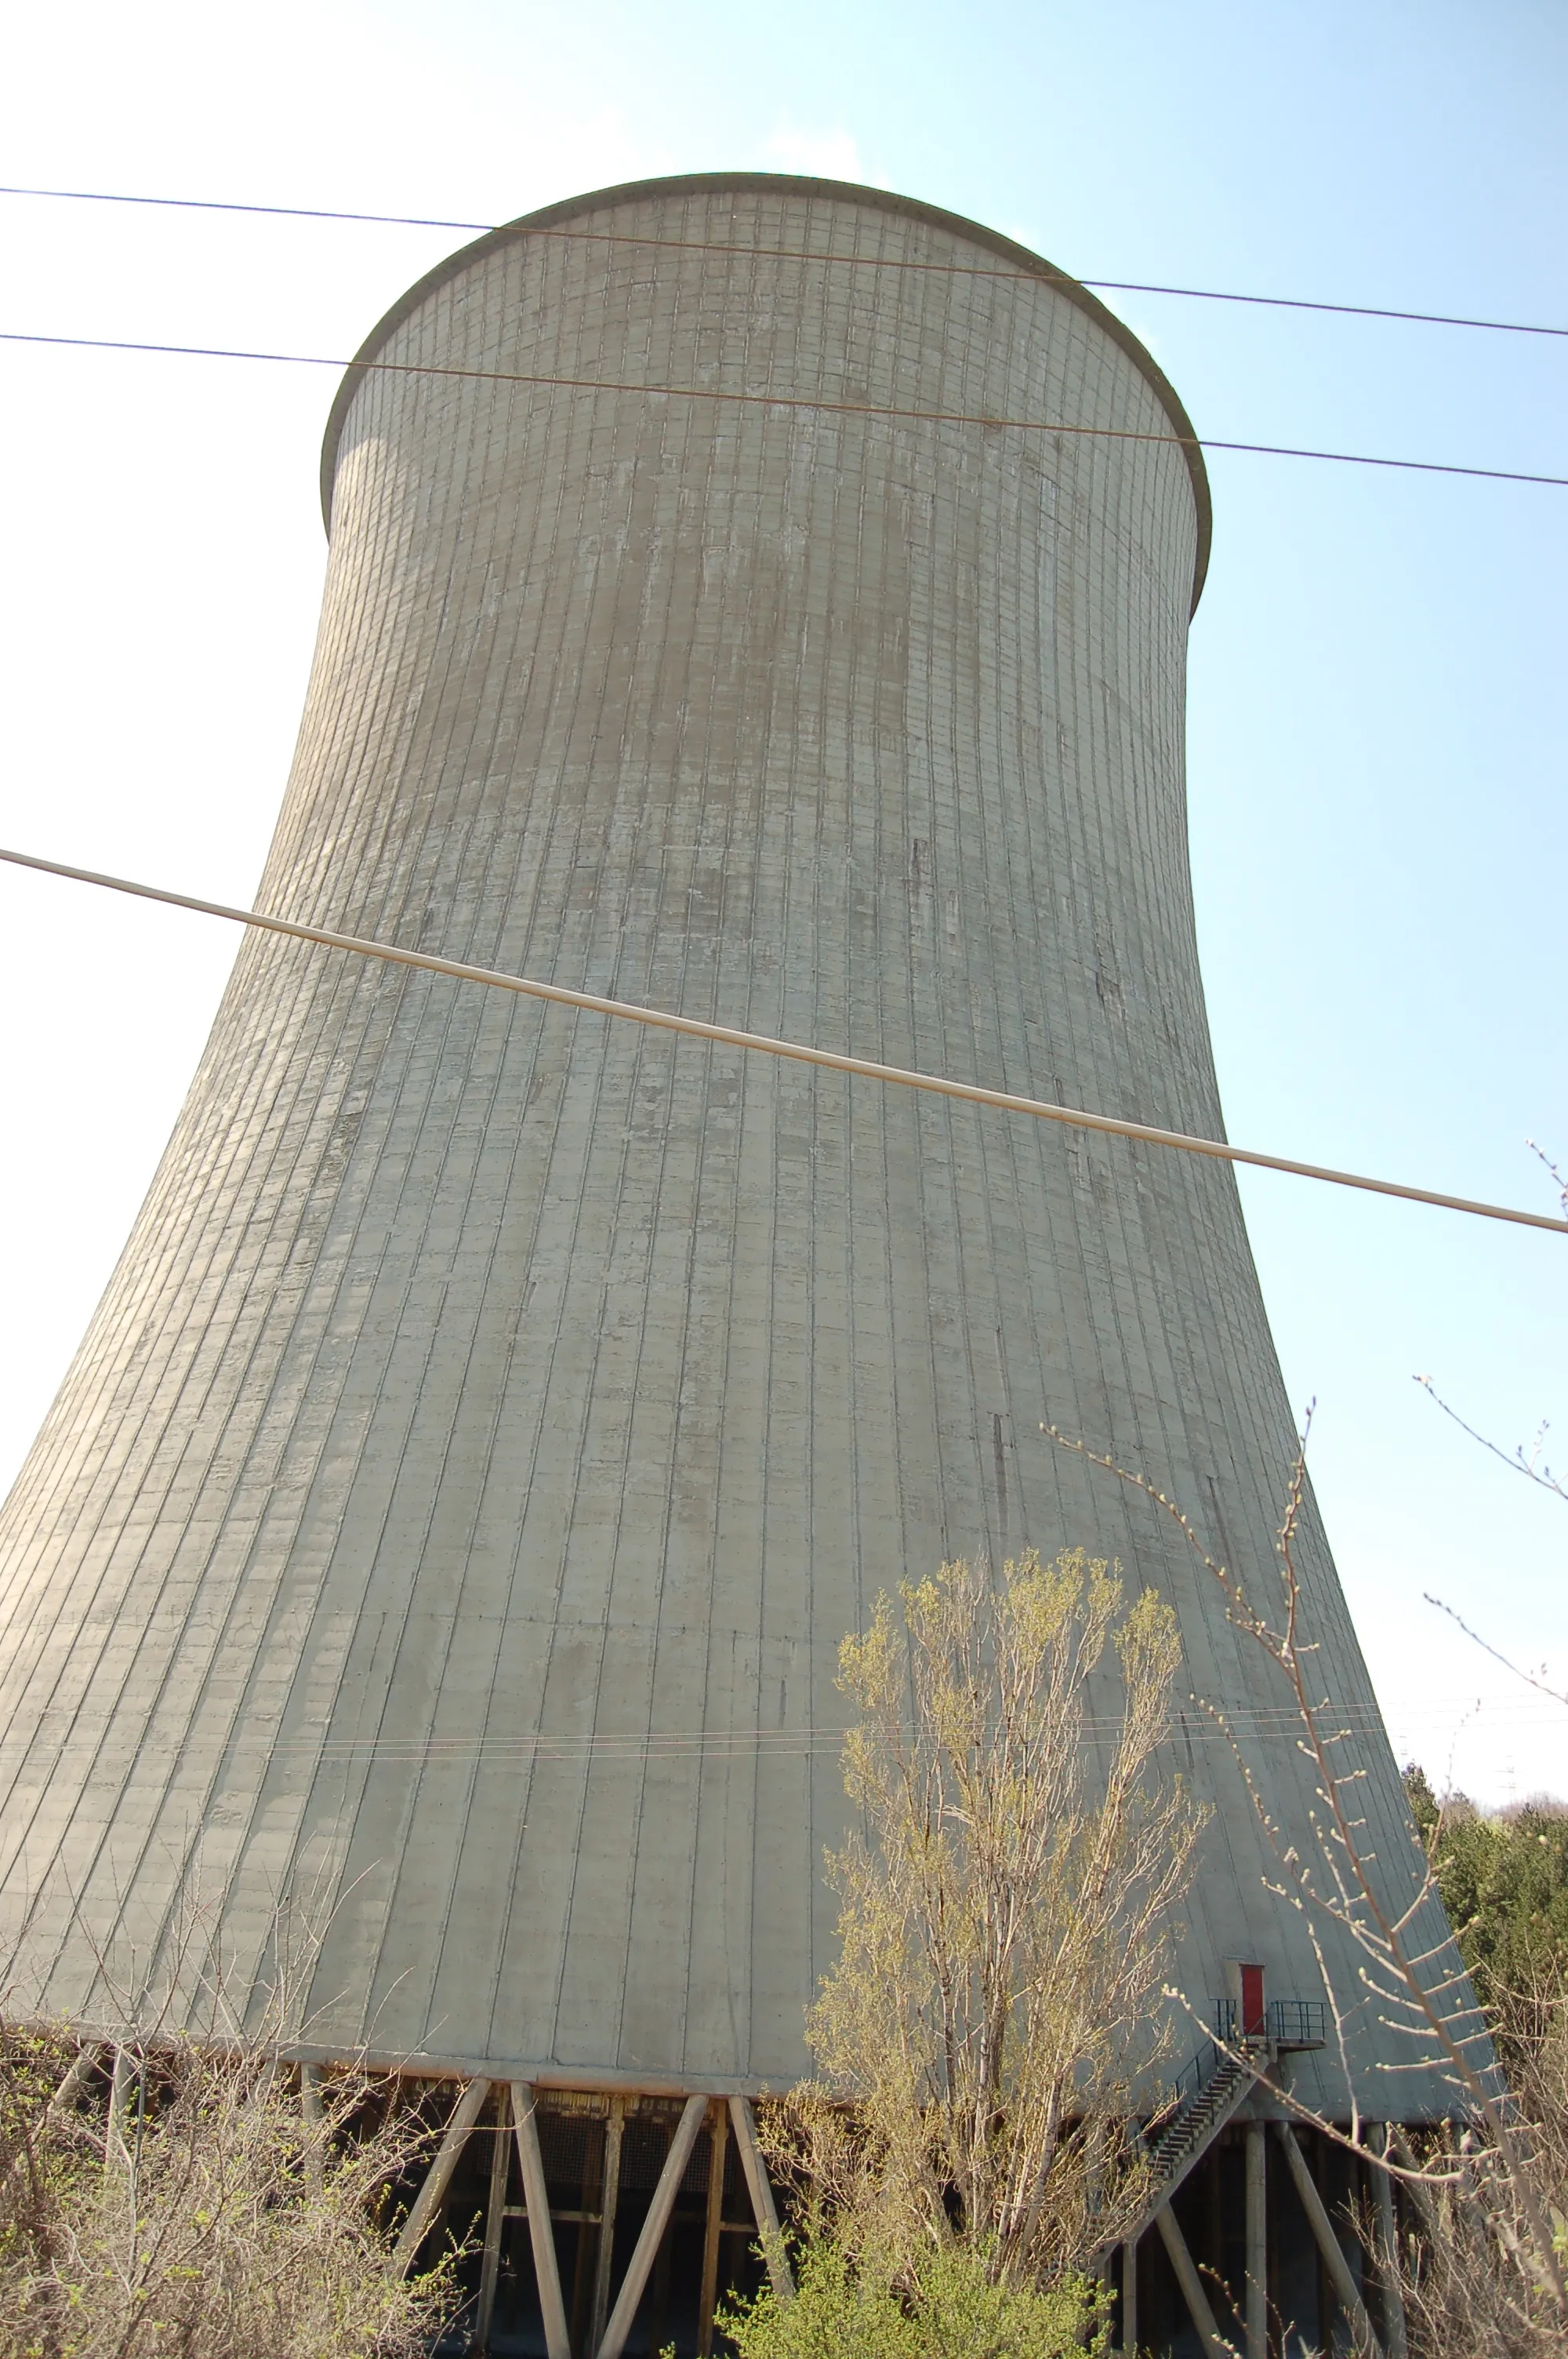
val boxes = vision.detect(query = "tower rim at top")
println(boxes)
[318,169,1213,615]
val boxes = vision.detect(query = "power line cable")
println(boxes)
[3,180,1565,342]
[3,328,1564,491]
[0,1698,1554,1768]
[2,842,1563,1238]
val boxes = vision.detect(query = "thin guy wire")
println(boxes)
[3,180,1566,341]
[3,328,1565,490]
[0,1702,1545,1767]
[0,1707,1478,1753]
[2,843,1564,1237]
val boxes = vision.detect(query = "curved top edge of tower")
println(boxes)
[318,170,1213,617]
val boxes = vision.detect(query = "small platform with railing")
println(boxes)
[1214,1994,1328,2052]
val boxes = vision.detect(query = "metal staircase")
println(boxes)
[1149,2041,1261,2174]
[1091,1996,1327,2257]
[1112,2037,1267,2253]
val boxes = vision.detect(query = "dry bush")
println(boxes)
[1380,1952,1568,2354]
[0,2022,458,2359]
[1055,1423,1568,2355]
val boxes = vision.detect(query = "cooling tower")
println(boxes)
[0,173,1461,2350]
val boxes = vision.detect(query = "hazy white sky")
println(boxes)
[0,0,1563,1801]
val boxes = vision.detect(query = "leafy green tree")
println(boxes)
[1403,1763,1568,2036]
[769,1548,1202,2305]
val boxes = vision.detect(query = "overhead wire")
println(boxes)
[2,208,1560,1216]
[2,842,1563,1238]
[0,1701,1548,1768]
[3,179,1566,341]
[2,327,1564,492]
[3,186,1552,1794]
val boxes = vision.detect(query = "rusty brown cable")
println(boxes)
[2,329,1565,489]
[2,181,1566,340]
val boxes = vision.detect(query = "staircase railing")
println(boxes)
[1214,1994,1327,2049]
[1143,2045,1255,2184]
[1096,1995,1327,2256]
[1102,2036,1266,2255]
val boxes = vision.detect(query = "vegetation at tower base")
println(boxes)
[731,1550,1198,2353]
[1386,1769,1568,2356]
[0,2027,456,2359]
[1063,1423,1568,2356]
[718,2237,1108,2359]
[1381,1995,1568,2359]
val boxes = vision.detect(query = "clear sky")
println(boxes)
[0,0,1563,1801]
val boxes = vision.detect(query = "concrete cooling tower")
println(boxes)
[0,175,1461,2353]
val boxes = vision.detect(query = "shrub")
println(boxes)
[719,2234,1107,2359]
[0,2023,458,2359]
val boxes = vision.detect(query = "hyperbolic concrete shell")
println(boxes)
[0,176,1452,2109]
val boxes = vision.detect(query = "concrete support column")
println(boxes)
[698,2101,728,2357]
[1272,2123,1383,2358]
[510,2084,571,2359]
[1374,2127,1409,2359]
[1154,2203,1228,2359]
[1245,2119,1267,2359]
[299,2063,325,2193]
[1121,2234,1139,2354]
[729,2096,793,2302]
[476,2095,509,2353]
[105,2045,135,2175]
[390,2078,490,2278]
[588,2096,626,2355]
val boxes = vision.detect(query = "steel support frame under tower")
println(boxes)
[385,2071,791,2359]
[392,2073,1414,2359]
[384,2062,1413,2359]
[56,2036,1423,2359]
[1116,2112,1412,2359]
